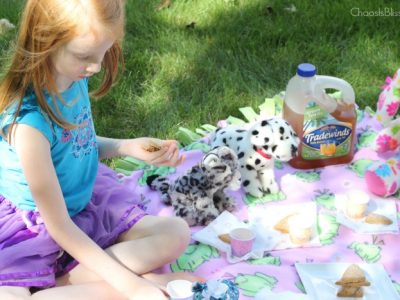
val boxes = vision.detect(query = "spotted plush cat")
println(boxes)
[147,146,241,226]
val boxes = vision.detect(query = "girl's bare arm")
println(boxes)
[12,124,161,298]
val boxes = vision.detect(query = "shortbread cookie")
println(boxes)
[337,286,363,298]
[144,142,161,152]
[335,264,370,286]
[365,213,393,225]
[274,213,297,234]
[218,234,231,244]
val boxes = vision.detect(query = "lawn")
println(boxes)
[1,0,399,142]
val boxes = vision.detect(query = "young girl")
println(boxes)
[0,1,201,299]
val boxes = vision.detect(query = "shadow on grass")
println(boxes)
[100,0,399,138]
[1,0,399,138]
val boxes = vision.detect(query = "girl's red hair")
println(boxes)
[0,0,125,138]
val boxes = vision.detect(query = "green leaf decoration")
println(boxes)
[259,98,276,118]
[226,115,247,125]
[195,128,209,136]
[364,106,375,117]
[184,141,211,152]
[200,124,217,133]
[175,127,203,146]
[114,156,147,175]
[239,106,259,122]
[138,165,175,186]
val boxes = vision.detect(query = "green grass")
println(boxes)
[1,0,399,142]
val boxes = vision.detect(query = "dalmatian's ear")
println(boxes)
[249,119,274,147]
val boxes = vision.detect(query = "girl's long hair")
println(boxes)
[0,0,125,139]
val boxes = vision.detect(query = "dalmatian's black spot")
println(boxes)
[222,138,227,144]
[246,164,254,170]
[210,117,300,198]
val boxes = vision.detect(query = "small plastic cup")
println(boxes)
[346,189,370,219]
[229,227,255,257]
[166,279,194,300]
[288,214,313,245]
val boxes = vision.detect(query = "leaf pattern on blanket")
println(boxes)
[347,159,376,177]
[248,255,281,266]
[293,170,321,183]
[235,272,278,297]
[313,189,335,210]
[357,129,378,148]
[244,192,286,206]
[349,241,381,263]
[170,243,219,273]
[317,213,340,245]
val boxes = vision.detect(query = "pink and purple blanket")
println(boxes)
[116,104,400,299]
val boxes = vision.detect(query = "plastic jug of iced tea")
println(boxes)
[283,63,356,169]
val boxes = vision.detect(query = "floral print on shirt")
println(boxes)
[61,106,97,159]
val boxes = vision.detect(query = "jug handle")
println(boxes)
[314,76,356,113]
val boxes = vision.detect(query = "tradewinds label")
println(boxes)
[301,101,352,160]
[302,124,352,160]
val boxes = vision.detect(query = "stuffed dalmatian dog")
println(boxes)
[210,117,299,197]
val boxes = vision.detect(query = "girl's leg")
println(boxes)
[0,286,30,300]
[31,281,126,300]
[57,216,200,287]
[0,216,196,300]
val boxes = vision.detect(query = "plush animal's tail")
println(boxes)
[146,174,172,204]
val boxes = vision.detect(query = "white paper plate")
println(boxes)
[295,263,399,300]
[335,195,399,234]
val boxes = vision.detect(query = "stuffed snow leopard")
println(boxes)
[147,146,241,226]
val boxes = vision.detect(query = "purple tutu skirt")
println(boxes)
[0,164,147,288]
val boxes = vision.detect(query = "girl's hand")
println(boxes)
[122,137,185,167]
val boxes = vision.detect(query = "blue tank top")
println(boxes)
[0,79,98,216]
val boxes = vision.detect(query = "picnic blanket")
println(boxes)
[114,93,400,299]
